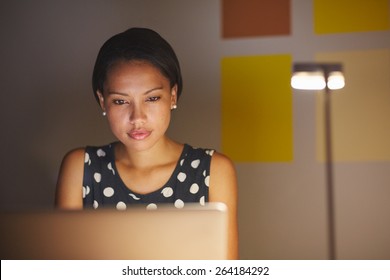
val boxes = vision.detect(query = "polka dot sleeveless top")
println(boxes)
[82,143,214,210]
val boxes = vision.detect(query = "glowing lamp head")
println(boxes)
[291,63,344,91]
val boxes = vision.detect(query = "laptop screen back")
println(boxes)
[0,202,228,260]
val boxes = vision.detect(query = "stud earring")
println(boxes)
[171,104,177,110]
[102,111,107,116]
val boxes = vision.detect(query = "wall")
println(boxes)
[0,0,389,259]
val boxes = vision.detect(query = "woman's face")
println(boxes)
[97,60,177,152]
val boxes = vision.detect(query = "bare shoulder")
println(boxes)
[62,147,86,164]
[55,147,86,209]
[58,147,86,175]
[210,151,237,185]
[209,151,239,259]
[209,150,237,200]
[208,151,237,214]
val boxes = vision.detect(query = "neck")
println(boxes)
[115,137,182,169]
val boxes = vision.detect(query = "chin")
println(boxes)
[122,137,160,152]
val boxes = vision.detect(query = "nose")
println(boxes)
[129,103,146,125]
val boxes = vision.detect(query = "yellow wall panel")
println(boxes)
[221,55,293,162]
[316,49,390,161]
[314,0,390,34]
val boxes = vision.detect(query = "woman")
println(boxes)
[55,27,238,259]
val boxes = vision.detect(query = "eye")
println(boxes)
[147,96,161,102]
[113,99,127,105]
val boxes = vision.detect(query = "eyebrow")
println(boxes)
[107,86,164,96]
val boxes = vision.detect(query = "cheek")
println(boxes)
[106,110,128,131]
[150,106,172,125]
[107,109,127,121]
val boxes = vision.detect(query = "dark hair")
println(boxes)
[92,27,183,103]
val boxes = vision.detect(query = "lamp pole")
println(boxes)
[292,62,343,260]
[324,69,336,260]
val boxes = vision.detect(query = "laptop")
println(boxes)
[0,202,228,260]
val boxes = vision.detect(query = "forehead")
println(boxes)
[104,60,169,91]
[107,59,162,76]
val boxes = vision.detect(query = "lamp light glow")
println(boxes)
[291,71,326,90]
[327,71,345,90]
[291,63,344,91]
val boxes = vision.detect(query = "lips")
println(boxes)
[128,129,151,140]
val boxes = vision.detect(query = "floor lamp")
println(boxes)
[291,63,345,260]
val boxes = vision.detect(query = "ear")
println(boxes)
[97,91,106,111]
[170,85,178,107]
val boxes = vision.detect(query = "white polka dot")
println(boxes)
[205,175,210,187]
[203,170,206,177]
[129,193,140,200]
[84,153,91,165]
[103,187,114,197]
[161,187,174,197]
[83,186,90,198]
[177,172,187,182]
[94,172,101,183]
[191,159,200,168]
[107,162,115,175]
[93,200,99,209]
[200,196,205,206]
[190,183,199,194]
[174,199,184,209]
[146,203,157,210]
[180,159,184,166]
[97,149,106,157]
[116,201,127,210]
[206,150,214,156]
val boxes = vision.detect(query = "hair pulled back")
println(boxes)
[92,27,183,103]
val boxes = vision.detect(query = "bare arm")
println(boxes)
[55,148,85,210]
[209,152,239,260]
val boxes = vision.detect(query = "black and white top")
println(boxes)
[82,143,214,210]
